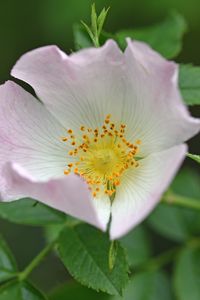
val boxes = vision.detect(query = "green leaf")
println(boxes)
[58,224,129,296]
[112,271,173,300]
[0,198,66,226]
[0,235,17,283]
[91,3,98,38]
[179,64,200,105]
[0,281,46,300]
[148,168,200,241]
[80,21,96,47]
[97,8,110,37]
[116,12,187,58]
[49,282,109,300]
[187,153,200,164]
[173,247,200,300]
[120,225,152,268]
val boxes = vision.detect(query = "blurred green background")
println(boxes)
[0,0,199,297]
[0,0,200,84]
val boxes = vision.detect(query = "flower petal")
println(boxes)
[0,162,111,231]
[110,144,187,239]
[11,41,125,133]
[11,40,200,155]
[123,39,200,155]
[0,81,68,180]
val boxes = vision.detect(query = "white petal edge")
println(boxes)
[110,144,187,239]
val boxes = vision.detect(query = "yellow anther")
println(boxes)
[64,169,70,175]
[115,180,120,186]
[63,114,141,199]
[62,137,68,142]
[136,139,141,145]
[74,168,79,173]
[105,189,115,196]
[110,123,115,128]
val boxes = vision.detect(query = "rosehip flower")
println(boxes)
[0,39,199,239]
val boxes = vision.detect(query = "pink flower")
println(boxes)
[0,39,199,239]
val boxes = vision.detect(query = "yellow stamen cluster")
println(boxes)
[62,115,141,198]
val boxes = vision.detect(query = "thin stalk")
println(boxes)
[18,239,57,281]
[163,193,200,211]
[140,247,180,272]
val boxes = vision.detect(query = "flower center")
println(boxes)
[62,115,141,198]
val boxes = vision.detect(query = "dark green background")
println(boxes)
[0,0,200,85]
[0,0,199,296]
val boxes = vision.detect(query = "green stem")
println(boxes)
[93,36,100,47]
[163,193,200,211]
[141,247,180,272]
[18,239,57,281]
[133,237,200,275]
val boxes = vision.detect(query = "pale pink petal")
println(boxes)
[0,81,68,180]
[110,144,187,239]
[0,162,111,231]
[124,39,200,155]
[11,41,126,135]
[11,40,200,155]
